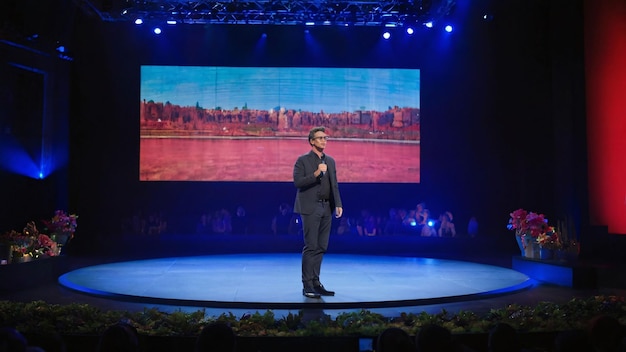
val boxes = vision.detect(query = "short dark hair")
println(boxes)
[308,126,326,145]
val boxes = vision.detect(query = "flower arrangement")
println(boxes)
[507,208,550,238]
[536,228,560,249]
[43,210,78,238]
[508,209,583,261]
[1,210,77,263]
[1,222,59,259]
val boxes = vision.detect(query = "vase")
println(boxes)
[52,233,71,246]
[539,247,554,260]
[523,236,539,259]
[515,236,525,256]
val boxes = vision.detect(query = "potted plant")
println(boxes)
[508,209,550,258]
[43,210,78,248]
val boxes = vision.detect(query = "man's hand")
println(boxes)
[335,207,343,218]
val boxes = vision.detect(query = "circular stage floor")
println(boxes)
[58,253,532,310]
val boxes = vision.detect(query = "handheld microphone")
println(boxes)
[320,154,326,177]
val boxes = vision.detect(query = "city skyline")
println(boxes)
[141,66,420,114]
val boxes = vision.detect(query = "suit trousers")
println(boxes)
[301,201,332,287]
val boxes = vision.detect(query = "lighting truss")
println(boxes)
[77,0,455,27]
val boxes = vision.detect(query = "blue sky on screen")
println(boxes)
[141,66,420,114]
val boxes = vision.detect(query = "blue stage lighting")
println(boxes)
[39,172,44,179]
[428,220,435,227]
[305,21,315,26]
[153,27,162,34]
[382,31,391,39]
[166,20,177,25]
[135,18,143,25]
[445,25,453,32]
[424,21,433,28]
[406,27,414,35]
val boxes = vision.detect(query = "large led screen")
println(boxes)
[140,66,420,183]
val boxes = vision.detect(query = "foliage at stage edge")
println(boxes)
[0,296,624,338]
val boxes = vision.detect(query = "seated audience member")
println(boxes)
[196,213,213,234]
[0,327,28,352]
[419,212,437,237]
[212,208,232,234]
[402,209,418,228]
[336,216,352,235]
[416,202,426,221]
[467,216,479,238]
[384,208,404,235]
[25,332,67,352]
[587,314,625,352]
[399,208,420,235]
[147,211,167,235]
[415,324,455,352]
[195,322,236,352]
[438,211,456,237]
[362,214,378,236]
[355,209,372,236]
[97,322,140,352]
[231,205,249,235]
[272,203,297,235]
[376,327,414,352]
[553,329,592,352]
[488,322,521,352]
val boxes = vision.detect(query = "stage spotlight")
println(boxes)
[483,14,494,21]
[406,27,414,35]
[424,21,433,28]
[427,220,434,227]
[166,20,177,25]
[305,21,315,26]
[134,18,143,25]
[153,27,162,34]
[38,172,44,179]
[444,25,453,32]
[382,31,391,39]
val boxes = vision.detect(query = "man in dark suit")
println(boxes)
[293,126,344,298]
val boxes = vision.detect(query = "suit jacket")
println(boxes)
[293,151,343,215]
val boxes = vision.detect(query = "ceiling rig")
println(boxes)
[78,0,455,27]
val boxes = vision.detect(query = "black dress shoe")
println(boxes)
[303,287,321,298]
[314,284,335,296]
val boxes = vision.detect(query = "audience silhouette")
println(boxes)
[231,205,249,235]
[195,322,236,352]
[553,329,593,352]
[0,327,28,352]
[2,313,625,351]
[375,327,414,352]
[415,323,456,352]
[488,322,522,352]
[587,314,625,352]
[96,322,140,352]
[271,203,298,235]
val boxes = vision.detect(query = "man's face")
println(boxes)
[311,132,329,149]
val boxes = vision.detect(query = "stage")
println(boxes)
[58,253,534,310]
